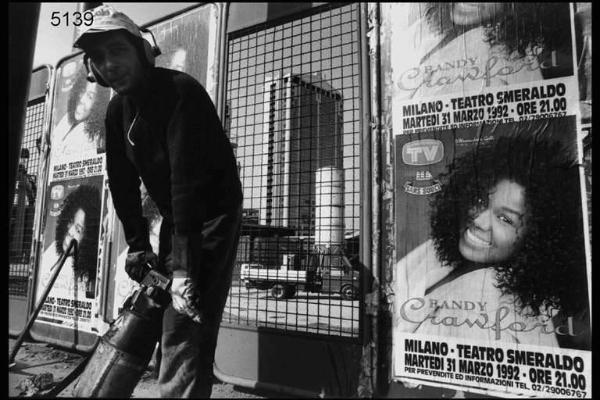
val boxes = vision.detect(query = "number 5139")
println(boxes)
[50,11,93,27]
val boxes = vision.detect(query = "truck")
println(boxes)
[240,252,360,301]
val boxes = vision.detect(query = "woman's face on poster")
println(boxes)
[458,179,527,264]
[63,208,86,252]
[451,3,504,26]
[74,82,97,122]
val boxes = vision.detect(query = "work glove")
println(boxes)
[170,270,202,323]
[125,250,158,283]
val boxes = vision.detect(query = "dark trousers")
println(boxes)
[158,206,241,397]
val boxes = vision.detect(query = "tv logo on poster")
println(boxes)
[402,139,444,165]
[51,185,64,200]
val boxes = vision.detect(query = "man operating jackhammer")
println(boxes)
[73,5,242,397]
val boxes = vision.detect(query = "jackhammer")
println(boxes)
[72,266,170,397]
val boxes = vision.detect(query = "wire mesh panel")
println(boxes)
[223,3,362,339]
[10,98,46,296]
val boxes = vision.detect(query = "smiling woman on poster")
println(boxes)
[395,122,589,348]
[40,184,102,300]
[51,66,111,158]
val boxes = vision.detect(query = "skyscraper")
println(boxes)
[260,73,344,237]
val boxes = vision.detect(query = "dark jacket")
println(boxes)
[105,67,242,269]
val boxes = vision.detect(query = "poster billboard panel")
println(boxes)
[35,176,104,332]
[33,3,220,337]
[388,3,591,397]
[32,56,111,342]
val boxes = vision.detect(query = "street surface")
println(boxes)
[9,285,360,397]
[8,339,267,398]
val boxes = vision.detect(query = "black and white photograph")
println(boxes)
[9,3,591,399]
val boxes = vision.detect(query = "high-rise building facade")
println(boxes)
[260,73,344,237]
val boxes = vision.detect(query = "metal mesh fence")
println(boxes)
[223,3,362,339]
[10,98,46,296]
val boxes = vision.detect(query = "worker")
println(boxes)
[73,5,243,397]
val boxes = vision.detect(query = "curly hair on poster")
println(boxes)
[55,184,102,281]
[429,119,587,318]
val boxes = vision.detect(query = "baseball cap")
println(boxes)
[73,5,142,49]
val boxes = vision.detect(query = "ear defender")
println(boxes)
[83,54,109,87]
[139,28,161,66]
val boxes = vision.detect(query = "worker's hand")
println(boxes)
[125,250,158,283]
[170,272,202,323]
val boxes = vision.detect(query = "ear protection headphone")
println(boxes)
[84,27,162,87]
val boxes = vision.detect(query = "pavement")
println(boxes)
[8,338,268,398]
[8,285,360,398]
